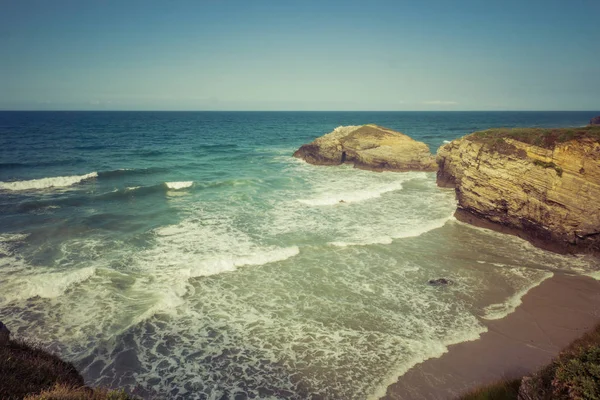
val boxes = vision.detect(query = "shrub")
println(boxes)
[485,138,527,159]
[24,384,137,400]
[551,345,600,399]
[469,126,600,149]
[457,378,521,400]
[458,324,600,400]
[532,160,563,177]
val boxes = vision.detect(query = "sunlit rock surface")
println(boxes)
[293,124,437,172]
[437,126,600,253]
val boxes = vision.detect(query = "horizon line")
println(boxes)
[1,110,598,113]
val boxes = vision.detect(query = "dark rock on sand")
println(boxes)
[428,278,452,286]
[0,321,9,345]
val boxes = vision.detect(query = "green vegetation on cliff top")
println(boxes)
[457,378,521,400]
[457,323,600,400]
[468,125,600,149]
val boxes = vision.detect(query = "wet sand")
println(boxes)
[382,273,600,400]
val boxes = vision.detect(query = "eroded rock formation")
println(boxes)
[293,124,437,172]
[437,126,600,253]
[590,115,600,125]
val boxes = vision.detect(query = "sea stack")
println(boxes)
[437,126,600,254]
[590,115,600,125]
[293,124,437,172]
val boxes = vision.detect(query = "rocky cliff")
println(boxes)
[293,124,437,172]
[590,115,600,125]
[437,126,600,253]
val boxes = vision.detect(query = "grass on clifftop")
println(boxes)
[24,385,134,400]
[456,323,600,400]
[469,125,600,149]
[457,378,521,400]
[1,339,137,400]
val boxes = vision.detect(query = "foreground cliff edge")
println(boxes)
[0,322,137,399]
[293,124,437,171]
[437,126,600,254]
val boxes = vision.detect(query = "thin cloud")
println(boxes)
[422,100,458,105]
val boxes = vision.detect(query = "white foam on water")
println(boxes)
[455,219,599,275]
[316,125,361,142]
[294,167,429,207]
[147,218,300,277]
[0,233,29,258]
[1,266,97,303]
[482,267,554,320]
[443,140,452,144]
[165,181,193,190]
[82,244,491,400]
[330,237,393,247]
[125,186,141,191]
[366,327,486,400]
[188,245,300,277]
[0,172,98,191]
[298,181,405,206]
[329,214,453,247]
[262,162,456,251]
[121,216,302,322]
[586,270,600,280]
[0,233,30,242]
[6,148,597,399]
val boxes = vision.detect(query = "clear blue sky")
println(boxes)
[1,0,599,111]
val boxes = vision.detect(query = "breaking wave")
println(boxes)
[0,172,98,191]
[165,181,193,190]
[1,267,98,303]
[329,215,454,247]
[482,271,554,320]
[98,167,169,179]
[298,181,405,206]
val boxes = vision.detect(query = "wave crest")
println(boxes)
[298,181,405,206]
[165,181,193,190]
[0,172,98,191]
[0,266,97,303]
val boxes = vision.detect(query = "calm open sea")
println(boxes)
[0,111,597,399]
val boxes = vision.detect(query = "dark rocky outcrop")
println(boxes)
[590,115,600,125]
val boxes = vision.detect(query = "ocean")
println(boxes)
[0,111,598,400]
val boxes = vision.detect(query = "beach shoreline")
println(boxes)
[381,273,600,400]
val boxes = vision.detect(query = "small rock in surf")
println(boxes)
[428,278,452,286]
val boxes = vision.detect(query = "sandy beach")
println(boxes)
[382,273,600,400]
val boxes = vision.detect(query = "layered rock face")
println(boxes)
[437,127,600,253]
[293,124,437,171]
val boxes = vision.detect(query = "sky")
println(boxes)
[1,0,599,111]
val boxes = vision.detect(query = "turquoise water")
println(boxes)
[0,111,597,399]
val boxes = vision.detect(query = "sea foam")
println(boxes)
[298,181,405,206]
[329,215,453,247]
[0,172,98,191]
[1,266,97,302]
[165,181,193,190]
[0,233,29,257]
[482,271,554,320]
